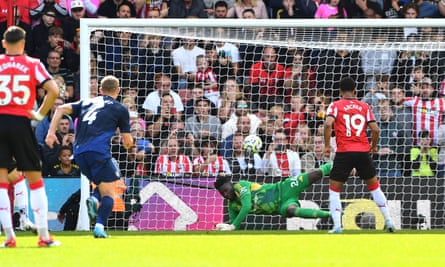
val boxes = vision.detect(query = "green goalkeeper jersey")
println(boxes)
[228,176,309,229]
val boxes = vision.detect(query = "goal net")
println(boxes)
[79,18,445,231]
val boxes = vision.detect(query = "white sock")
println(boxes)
[0,188,15,239]
[30,187,50,240]
[370,187,391,221]
[14,178,29,220]
[329,189,342,229]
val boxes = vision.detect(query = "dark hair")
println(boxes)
[419,130,431,138]
[194,97,211,106]
[3,26,26,44]
[215,1,228,9]
[339,77,356,92]
[214,176,230,190]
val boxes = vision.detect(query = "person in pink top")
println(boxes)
[314,0,347,18]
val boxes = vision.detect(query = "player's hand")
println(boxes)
[216,223,235,231]
[324,146,331,159]
[45,133,60,149]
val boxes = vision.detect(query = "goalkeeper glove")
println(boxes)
[215,223,235,231]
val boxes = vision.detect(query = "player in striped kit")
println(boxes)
[46,75,133,238]
[154,138,193,177]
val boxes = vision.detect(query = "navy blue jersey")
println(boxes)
[71,95,130,156]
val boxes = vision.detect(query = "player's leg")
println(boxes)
[284,203,330,219]
[328,153,351,233]
[8,170,36,232]
[356,153,394,232]
[0,168,16,248]
[95,181,115,238]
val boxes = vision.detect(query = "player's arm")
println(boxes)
[45,104,73,149]
[229,188,252,230]
[324,116,335,158]
[368,121,379,153]
[30,79,59,121]
[121,132,134,150]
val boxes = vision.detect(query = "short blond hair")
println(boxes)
[100,75,119,92]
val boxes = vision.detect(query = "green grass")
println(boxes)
[2,231,445,267]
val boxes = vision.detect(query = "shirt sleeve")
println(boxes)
[230,182,252,229]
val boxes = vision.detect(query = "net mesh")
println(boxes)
[82,19,445,231]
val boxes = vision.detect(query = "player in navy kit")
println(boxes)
[46,75,133,238]
[324,77,395,233]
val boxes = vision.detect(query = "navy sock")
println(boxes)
[96,196,113,226]
[93,188,100,200]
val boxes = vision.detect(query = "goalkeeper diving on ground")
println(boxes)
[214,163,332,230]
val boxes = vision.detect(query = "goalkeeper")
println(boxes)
[214,163,332,230]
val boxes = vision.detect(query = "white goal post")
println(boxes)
[78,18,445,231]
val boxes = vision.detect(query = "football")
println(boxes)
[243,135,263,154]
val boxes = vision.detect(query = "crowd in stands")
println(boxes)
[1,0,445,185]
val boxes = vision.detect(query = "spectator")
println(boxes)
[89,75,99,97]
[278,0,317,18]
[246,46,286,109]
[403,65,426,97]
[146,94,181,148]
[410,130,438,177]
[227,132,263,178]
[284,95,307,139]
[41,115,75,176]
[30,0,67,24]
[154,138,193,177]
[263,129,301,177]
[122,97,145,130]
[62,0,87,43]
[283,50,315,100]
[134,0,169,18]
[193,136,231,176]
[404,77,445,145]
[33,26,78,73]
[45,50,75,101]
[227,0,269,18]
[31,6,57,50]
[361,74,390,119]
[291,123,312,157]
[142,74,184,121]
[167,0,209,18]
[204,43,236,91]
[137,34,172,96]
[301,135,331,173]
[360,30,397,92]
[185,97,222,140]
[217,79,243,124]
[48,146,81,177]
[375,99,407,177]
[97,0,136,18]
[221,98,262,140]
[195,55,220,105]
[35,97,74,149]
[314,0,348,19]
[220,114,251,158]
[316,31,364,99]
[184,84,218,119]
[65,0,100,17]
[214,27,241,78]
[212,0,230,18]
[171,37,205,90]
[104,31,139,79]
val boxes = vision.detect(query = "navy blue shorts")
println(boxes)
[330,152,377,182]
[75,152,120,185]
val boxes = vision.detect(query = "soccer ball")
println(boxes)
[243,135,263,154]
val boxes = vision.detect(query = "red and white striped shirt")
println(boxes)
[195,68,218,90]
[404,96,445,144]
[193,155,232,176]
[155,154,192,177]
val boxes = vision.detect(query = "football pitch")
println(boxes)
[2,230,445,267]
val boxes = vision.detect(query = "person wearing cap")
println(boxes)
[62,0,87,43]
[404,76,445,145]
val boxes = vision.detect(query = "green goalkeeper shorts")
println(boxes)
[278,173,311,216]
